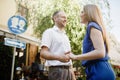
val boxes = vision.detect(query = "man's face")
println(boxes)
[55,11,67,27]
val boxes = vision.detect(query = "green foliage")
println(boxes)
[23,0,86,59]
[28,0,86,79]
[33,0,85,54]
[35,1,86,79]
[34,15,53,37]
[19,0,110,79]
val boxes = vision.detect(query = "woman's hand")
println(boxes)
[57,51,71,62]
[66,52,76,60]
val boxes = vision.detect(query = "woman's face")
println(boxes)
[80,10,87,24]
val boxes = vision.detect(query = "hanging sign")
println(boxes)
[4,38,26,49]
[7,15,27,34]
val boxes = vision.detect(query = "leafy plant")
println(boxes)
[17,0,111,79]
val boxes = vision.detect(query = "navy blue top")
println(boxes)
[82,22,109,66]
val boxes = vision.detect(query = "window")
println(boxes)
[18,4,28,20]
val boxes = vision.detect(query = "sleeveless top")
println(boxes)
[82,22,109,67]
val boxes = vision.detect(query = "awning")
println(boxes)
[0,27,40,46]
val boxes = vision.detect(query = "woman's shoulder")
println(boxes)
[88,22,101,31]
[88,22,98,27]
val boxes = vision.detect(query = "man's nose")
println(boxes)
[64,18,67,22]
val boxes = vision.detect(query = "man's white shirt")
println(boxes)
[41,26,72,66]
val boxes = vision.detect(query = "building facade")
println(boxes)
[0,0,41,79]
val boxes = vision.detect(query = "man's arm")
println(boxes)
[40,46,70,62]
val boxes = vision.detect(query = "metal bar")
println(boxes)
[10,35,17,80]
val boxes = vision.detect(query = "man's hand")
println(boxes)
[66,52,76,60]
[57,51,71,62]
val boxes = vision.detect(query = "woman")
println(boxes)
[69,4,116,80]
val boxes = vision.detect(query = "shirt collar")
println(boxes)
[53,25,66,33]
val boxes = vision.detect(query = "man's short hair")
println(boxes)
[52,10,62,22]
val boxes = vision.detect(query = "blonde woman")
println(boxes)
[69,4,116,80]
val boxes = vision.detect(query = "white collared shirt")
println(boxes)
[41,26,72,66]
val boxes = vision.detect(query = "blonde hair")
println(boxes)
[84,4,109,53]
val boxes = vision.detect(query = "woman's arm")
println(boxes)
[70,27,105,60]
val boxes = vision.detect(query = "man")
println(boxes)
[40,10,76,80]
